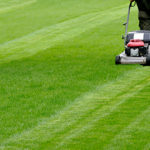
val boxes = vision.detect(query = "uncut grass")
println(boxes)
[0,10,139,144]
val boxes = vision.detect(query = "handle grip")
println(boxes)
[130,1,136,7]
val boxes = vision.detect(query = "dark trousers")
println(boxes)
[136,0,150,30]
[139,11,150,30]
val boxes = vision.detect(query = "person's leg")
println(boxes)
[143,0,150,11]
[139,11,150,30]
[136,0,150,30]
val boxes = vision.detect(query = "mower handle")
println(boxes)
[123,1,136,46]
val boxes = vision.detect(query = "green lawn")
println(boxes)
[0,0,150,149]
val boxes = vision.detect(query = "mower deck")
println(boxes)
[116,52,148,65]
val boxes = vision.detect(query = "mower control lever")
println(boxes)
[123,22,127,26]
[122,35,125,40]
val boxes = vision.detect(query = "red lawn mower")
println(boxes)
[115,2,150,65]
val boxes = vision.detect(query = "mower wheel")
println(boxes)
[115,56,121,65]
[146,56,150,66]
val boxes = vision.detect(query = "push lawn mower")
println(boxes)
[115,1,150,65]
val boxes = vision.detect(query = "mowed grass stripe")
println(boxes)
[50,72,150,150]
[0,0,37,14]
[144,143,150,150]
[104,105,150,150]
[1,67,150,149]
[0,5,130,64]
[52,71,150,150]
[57,92,150,150]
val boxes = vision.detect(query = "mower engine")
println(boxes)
[125,39,148,57]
